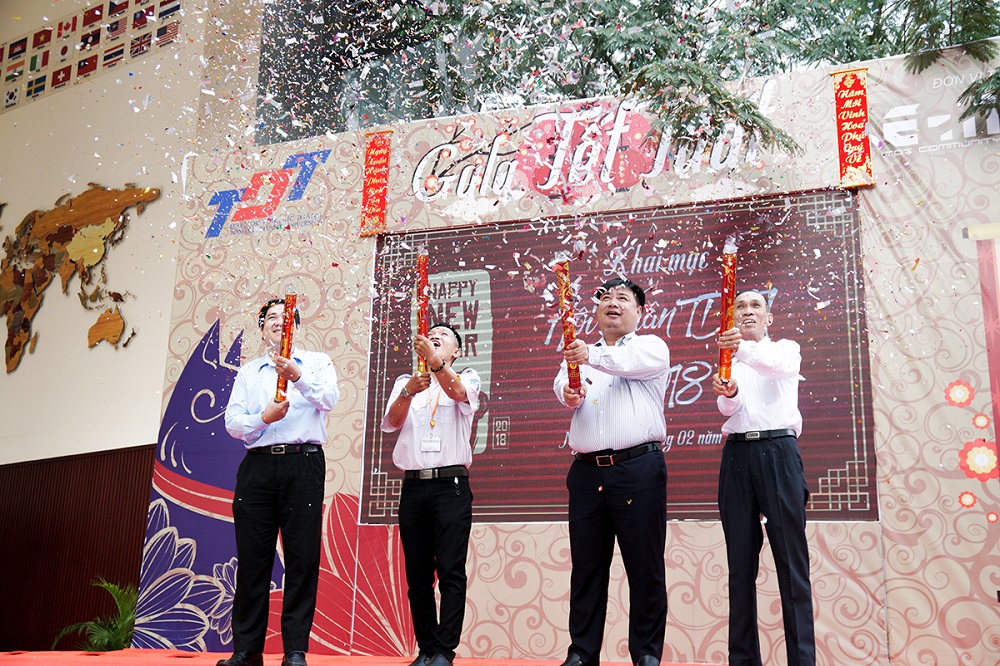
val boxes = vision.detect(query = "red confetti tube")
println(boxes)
[274,291,297,402]
[416,247,429,373]
[719,239,738,383]
[553,258,582,390]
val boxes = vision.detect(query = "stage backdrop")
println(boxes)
[132,34,1000,666]
[362,190,877,522]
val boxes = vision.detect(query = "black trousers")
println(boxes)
[398,476,473,661]
[231,450,325,654]
[566,450,668,666]
[718,435,815,666]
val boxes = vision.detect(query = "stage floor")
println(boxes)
[0,650,710,666]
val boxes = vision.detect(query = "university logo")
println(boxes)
[204,150,330,238]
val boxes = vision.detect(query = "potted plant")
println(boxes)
[52,578,137,651]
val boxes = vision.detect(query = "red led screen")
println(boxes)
[361,189,877,522]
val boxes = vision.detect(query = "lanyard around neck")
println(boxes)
[429,383,443,428]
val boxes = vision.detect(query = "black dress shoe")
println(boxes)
[217,653,263,666]
[634,656,659,666]
[426,655,453,666]
[281,651,307,666]
[407,653,430,666]
[559,654,585,666]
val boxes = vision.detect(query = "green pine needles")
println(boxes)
[390,0,1000,153]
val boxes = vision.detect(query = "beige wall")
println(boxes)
[0,0,253,464]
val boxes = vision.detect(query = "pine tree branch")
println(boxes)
[957,67,1000,120]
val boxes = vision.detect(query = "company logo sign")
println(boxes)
[204,150,330,238]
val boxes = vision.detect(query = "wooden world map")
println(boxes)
[0,184,160,373]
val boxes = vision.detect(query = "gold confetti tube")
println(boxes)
[416,248,429,373]
[554,259,582,390]
[274,291,297,402]
[719,240,738,383]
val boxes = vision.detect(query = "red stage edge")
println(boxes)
[0,650,712,665]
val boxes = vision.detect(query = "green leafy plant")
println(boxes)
[52,578,137,651]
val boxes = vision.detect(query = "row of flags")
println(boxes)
[2,0,182,112]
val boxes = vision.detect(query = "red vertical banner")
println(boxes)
[360,129,393,236]
[832,68,874,187]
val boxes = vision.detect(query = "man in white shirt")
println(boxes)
[713,290,815,666]
[221,298,341,666]
[381,323,481,666]
[553,277,670,666]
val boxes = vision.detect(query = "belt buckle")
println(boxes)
[418,469,435,480]
[595,454,614,467]
[745,431,761,441]
[271,445,286,454]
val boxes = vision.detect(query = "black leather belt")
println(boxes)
[248,443,323,454]
[404,465,469,480]
[574,441,660,467]
[728,429,796,442]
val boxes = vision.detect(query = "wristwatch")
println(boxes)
[399,386,410,398]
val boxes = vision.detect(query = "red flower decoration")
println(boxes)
[972,413,991,430]
[958,439,999,482]
[945,380,974,407]
[987,512,998,524]
[958,491,977,508]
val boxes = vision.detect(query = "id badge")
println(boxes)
[420,434,442,452]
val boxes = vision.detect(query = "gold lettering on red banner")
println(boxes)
[360,130,393,236]
[832,68,874,188]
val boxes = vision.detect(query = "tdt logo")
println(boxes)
[204,150,330,238]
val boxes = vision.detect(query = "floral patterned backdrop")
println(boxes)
[133,34,1000,666]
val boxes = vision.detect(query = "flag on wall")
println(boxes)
[32,29,52,50]
[158,0,180,20]
[1,0,183,116]
[28,50,49,73]
[130,32,152,58]
[26,74,46,97]
[103,44,125,67]
[132,6,154,30]
[77,54,98,78]
[4,59,24,83]
[107,17,127,41]
[8,38,27,60]
[80,28,101,50]
[56,40,74,62]
[51,64,72,88]
[156,21,179,46]
[57,17,78,39]
[4,86,20,108]
[83,3,104,27]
